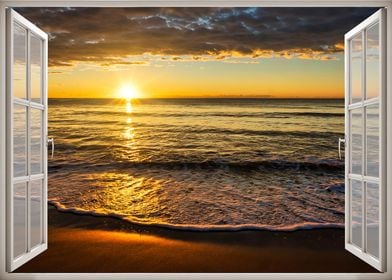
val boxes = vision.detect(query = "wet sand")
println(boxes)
[16,205,377,273]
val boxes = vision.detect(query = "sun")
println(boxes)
[118,84,140,100]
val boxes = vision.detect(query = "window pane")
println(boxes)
[366,182,379,258]
[350,108,362,174]
[366,23,380,100]
[30,180,42,249]
[366,104,379,177]
[13,24,27,100]
[31,35,42,103]
[351,179,362,248]
[31,109,42,174]
[351,32,363,104]
[13,182,26,258]
[14,104,27,177]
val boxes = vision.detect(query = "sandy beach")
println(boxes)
[15,204,376,273]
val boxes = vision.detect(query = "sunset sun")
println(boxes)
[118,84,140,100]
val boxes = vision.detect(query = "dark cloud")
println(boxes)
[16,7,378,66]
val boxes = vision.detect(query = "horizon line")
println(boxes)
[48,97,344,100]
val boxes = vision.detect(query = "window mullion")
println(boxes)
[361,29,367,254]
[26,29,31,253]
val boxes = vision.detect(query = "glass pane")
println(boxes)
[366,23,380,100]
[366,104,379,177]
[13,24,27,100]
[31,109,42,174]
[31,35,42,103]
[30,180,42,248]
[13,182,26,258]
[351,179,362,248]
[351,32,363,104]
[14,104,27,177]
[350,108,362,174]
[366,182,379,258]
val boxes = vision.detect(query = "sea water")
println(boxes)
[48,98,345,231]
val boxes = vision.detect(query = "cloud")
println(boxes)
[16,7,377,67]
[100,61,148,66]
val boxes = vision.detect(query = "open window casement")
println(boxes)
[6,9,49,272]
[344,8,386,272]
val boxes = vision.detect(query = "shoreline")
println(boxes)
[48,200,345,232]
[16,204,377,273]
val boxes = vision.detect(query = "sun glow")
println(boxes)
[118,84,140,100]
[126,101,133,113]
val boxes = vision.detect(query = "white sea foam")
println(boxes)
[48,199,344,232]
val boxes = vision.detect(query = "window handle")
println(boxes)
[338,138,345,160]
[47,138,54,158]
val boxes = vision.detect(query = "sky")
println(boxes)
[17,7,378,99]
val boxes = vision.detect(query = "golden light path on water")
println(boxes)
[124,100,135,141]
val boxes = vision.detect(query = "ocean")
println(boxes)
[48,98,345,231]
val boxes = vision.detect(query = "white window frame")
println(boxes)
[0,1,391,280]
[6,8,48,272]
[344,9,387,271]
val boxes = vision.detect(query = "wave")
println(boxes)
[49,158,343,172]
[271,112,343,117]
[52,127,342,141]
[49,110,344,120]
[48,199,344,232]
[162,128,342,138]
